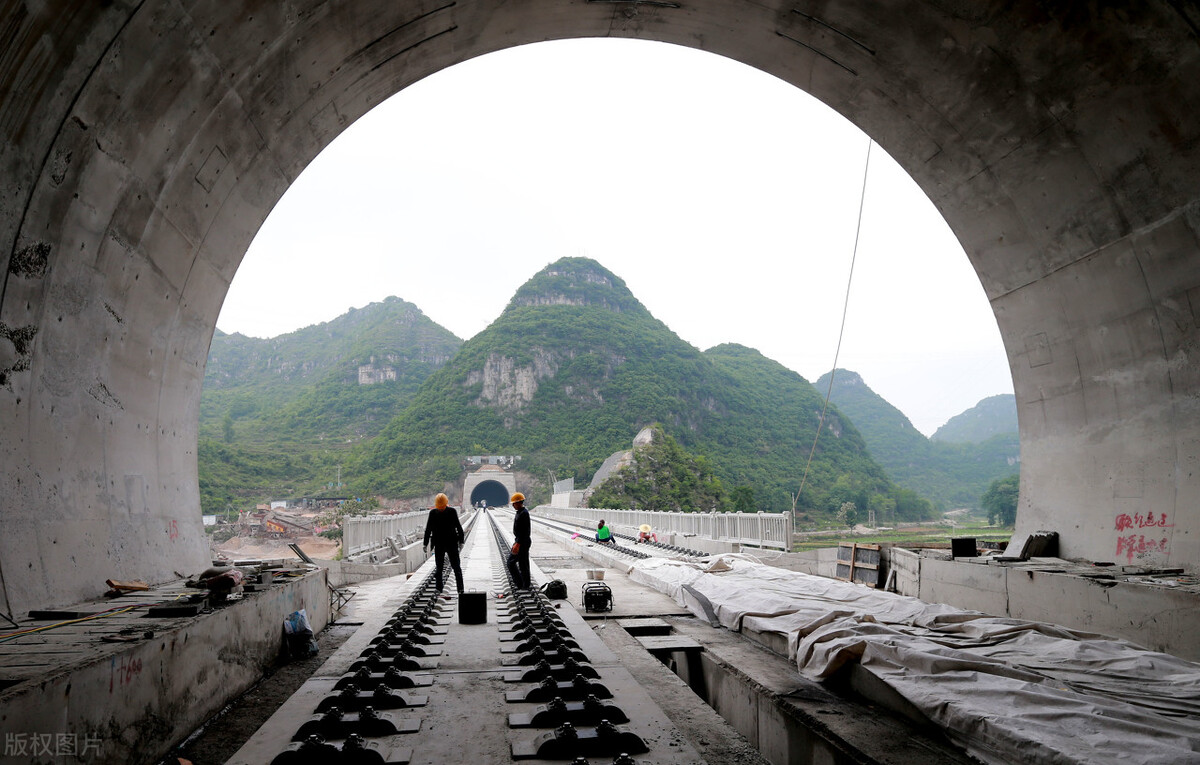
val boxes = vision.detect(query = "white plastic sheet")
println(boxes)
[630,555,1200,765]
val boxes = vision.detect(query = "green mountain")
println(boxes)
[815,370,1019,511]
[197,297,462,513]
[201,297,462,446]
[811,370,931,469]
[353,257,903,514]
[932,394,1017,443]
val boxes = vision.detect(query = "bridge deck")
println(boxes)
[228,512,715,764]
[227,510,971,765]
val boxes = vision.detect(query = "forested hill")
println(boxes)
[200,296,463,445]
[932,394,1017,443]
[352,257,907,514]
[816,370,1019,510]
[811,370,931,469]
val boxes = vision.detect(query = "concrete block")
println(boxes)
[771,548,841,578]
[700,653,761,748]
[1007,570,1200,661]
[918,557,1008,616]
[886,546,922,598]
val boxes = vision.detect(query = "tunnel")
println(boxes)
[2,2,1199,619]
[470,479,514,509]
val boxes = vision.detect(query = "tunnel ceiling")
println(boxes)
[2,1,1199,613]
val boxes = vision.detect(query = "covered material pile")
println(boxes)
[630,555,1200,765]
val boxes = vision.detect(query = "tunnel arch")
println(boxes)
[2,2,1199,612]
[470,480,515,509]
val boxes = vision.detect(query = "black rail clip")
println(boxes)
[271,732,414,765]
[506,674,614,703]
[512,721,649,759]
[508,694,631,727]
[315,684,427,712]
[291,706,420,741]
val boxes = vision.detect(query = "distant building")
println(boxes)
[261,510,316,538]
[464,455,521,468]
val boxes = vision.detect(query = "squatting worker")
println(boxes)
[596,519,614,545]
[506,492,532,589]
[423,493,465,597]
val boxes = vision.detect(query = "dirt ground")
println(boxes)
[156,621,358,765]
[212,535,340,562]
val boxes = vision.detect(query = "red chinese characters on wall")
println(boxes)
[1113,512,1172,532]
[1114,534,1169,563]
[1113,512,1173,563]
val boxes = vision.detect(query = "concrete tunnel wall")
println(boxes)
[1,2,1199,615]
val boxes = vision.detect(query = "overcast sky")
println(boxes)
[217,38,1012,436]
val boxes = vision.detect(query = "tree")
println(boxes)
[341,497,380,517]
[837,501,859,531]
[222,412,235,443]
[730,485,755,513]
[981,474,1019,526]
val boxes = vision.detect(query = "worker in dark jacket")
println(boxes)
[506,492,532,589]
[423,493,465,596]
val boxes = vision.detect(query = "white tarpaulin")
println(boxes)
[629,555,1200,764]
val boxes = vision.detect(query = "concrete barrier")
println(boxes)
[319,559,409,587]
[0,569,329,765]
[882,549,1200,661]
[753,548,839,578]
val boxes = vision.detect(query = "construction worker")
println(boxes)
[506,492,531,589]
[596,520,615,545]
[423,493,465,597]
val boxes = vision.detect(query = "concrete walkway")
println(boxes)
[226,512,974,765]
[227,516,749,764]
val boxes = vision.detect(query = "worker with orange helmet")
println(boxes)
[423,493,465,597]
[506,492,532,589]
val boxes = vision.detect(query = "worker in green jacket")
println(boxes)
[596,520,615,545]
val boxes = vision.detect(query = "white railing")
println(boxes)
[342,509,479,557]
[537,506,792,550]
[343,511,428,557]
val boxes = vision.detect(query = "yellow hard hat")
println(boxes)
[434,493,449,509]
[510,492,525,504]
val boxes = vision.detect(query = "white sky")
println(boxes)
[218,38,1012,436]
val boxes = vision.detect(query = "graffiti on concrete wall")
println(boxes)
[1113,512,1173,563]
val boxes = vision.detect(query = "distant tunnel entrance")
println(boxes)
[470,480,512,509]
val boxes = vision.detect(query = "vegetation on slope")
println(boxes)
[815,370,1019,511]
[589,425,726,511]
[201,296,461,445]
[932,394,1017,444]
[197,298,461,509]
